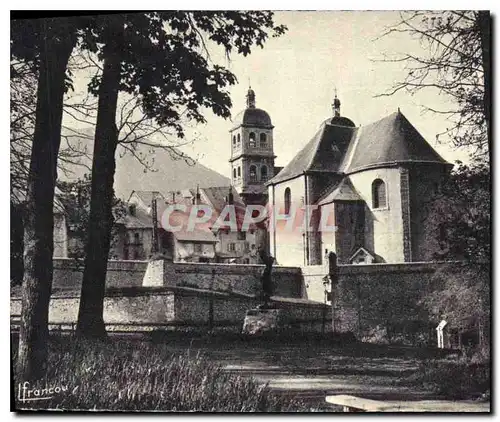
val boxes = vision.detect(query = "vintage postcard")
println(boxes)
[10,10,491,412]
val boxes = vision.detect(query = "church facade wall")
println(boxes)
[348,167,405,263]
[268,175,308,266]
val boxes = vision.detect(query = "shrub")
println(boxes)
[13,336,313,412]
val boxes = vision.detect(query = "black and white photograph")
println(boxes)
[9,9,491,413]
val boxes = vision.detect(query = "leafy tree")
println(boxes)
[378,11,491,159]
[420,162,490,349]
[419,262,489,348]
[422,161,490,262]
[77,12,287,338]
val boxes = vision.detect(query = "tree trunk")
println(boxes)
[17,20,76,381]
[477,11,491,147]
[77,18,124,338]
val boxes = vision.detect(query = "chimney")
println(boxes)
[195,185,201,205]
[129,203,136,216]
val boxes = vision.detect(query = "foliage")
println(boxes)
[422,161,490,262]
[12,337,312,412]
[419,262,490,326]
[10,59,93,205]
[75,12,287,338]
[81,12,286,136]
[379,11,490,158]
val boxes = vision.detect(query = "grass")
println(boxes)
[402,353,490,400]
[12,335,317,412]
[12,332,490,411]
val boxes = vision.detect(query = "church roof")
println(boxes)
[316,178,363,205]
[267,110,449,185]
[231,108,273,130]
[340,111,449,173]
[267,119,356,185]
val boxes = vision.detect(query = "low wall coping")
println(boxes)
[301,261,466,276]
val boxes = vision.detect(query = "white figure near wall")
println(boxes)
[436,320,448,348]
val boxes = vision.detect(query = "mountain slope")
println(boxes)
[57,135,230,200]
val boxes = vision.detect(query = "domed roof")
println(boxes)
[323,116,356,128]
[231,108,273,130]
[231,87,273,130]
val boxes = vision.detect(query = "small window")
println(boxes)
[227,243,236,252]
[237,166,241,177]
[134,233,140,245]
[233,168,237,179]
[249,165,257,182]
[249,132,256,148]
[261,165,268,182]
[237,231,246,240]
[194,243,202,253]
[372,179,387,209]
[284,187,291,215]
[260,133,267,148]
[232,135,236,145]
[237,133,241,144]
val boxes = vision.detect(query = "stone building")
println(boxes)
[229,87,277,206]
[266,94,452,266]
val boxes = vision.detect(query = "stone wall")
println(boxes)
[142,260,303,298]
[302,262,453,342]
[11,287,330,333]
[53,259,303,299]
[53,259,148,291]
[10,289,175,329]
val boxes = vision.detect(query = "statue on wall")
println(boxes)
[258,247,275,308]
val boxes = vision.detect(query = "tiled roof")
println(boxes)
[340,111,449,174]
[201,186,244,213]
[129,190,166,208]
[317,178,363,205]
[173,230,217,243]
[118,207,153,229]
[267,120,355,185]
[267,110,450,186]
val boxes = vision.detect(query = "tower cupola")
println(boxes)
[332,90,341,117]
[246,86,256,109]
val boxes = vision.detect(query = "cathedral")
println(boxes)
[229,86,452,266]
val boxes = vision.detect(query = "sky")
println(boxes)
[64,11,474,179]
[178,11,472,177]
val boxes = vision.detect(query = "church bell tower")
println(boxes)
[229,87,276,206]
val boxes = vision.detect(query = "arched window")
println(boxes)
[284,187,291,215]
[237,166,241,177]
[249,165,257,182]
[232,135,236,145]
[260,133,267,148]
[233,168,237,179]
[372,179,387,209]
[261,165,268,182]
[237,133,241,145]
[249,132,256,148]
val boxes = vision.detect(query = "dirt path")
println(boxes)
[160,339,447,408]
